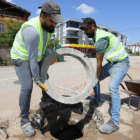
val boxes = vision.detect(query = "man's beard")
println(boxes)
[86,28,95,38]
[42,21,54,33]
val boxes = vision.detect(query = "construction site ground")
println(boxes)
[0,56,140,140]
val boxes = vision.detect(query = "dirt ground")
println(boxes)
[0,56,140,140]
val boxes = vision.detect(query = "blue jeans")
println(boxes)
[94,61,130,124]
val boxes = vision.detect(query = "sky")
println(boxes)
[5,0,140,45]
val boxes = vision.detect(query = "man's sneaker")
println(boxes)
[99,119,119,134]
[21,121,35,137]
[86,99,99,107]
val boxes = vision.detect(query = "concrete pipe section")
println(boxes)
[41,48,96,104]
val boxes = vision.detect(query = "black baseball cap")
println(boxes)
[39,1,63,23]
[79,18,96,30]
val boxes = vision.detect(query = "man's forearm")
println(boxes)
[97,65,102,81]
[96,52,104,81]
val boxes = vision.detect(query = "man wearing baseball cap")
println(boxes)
[10,1,63,137]
[80,18,130,134]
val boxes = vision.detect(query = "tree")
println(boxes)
[0,19,21,46]
[47,38,60,48]
[129,49,132,54]
[125,48,129,53]
[125,48,132,54]
[136,52,140,56]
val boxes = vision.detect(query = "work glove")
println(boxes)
[50,59,57,65]
[37,82,47,91]
[84,51,94,58]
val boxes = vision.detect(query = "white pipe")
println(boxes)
[54,85,79,94]
[54,85,130,110]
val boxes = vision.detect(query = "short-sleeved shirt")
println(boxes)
[93,36,109,54]
[93,35,129,64]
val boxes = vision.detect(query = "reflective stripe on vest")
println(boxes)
[12,45,28,59]
[112,49,126,61]
[16,31,26,48]
[38,52,42,56]
[16,30,47,57]
[16,30,43,57]
[104,39,120,59]
[13,44,42,59]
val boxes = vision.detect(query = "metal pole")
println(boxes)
[54,85,130,110]
[54,85,79,94]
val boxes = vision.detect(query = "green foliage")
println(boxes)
[136,52,140,55]
[130,52,140,56]
[47,38,60,48]
[0,57,12,66]
[125,48,132,54]
[129,49,132,54]
[0,20,21,46]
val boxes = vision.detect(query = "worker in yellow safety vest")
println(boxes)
[80,18,130,134]
[10,1,63,137]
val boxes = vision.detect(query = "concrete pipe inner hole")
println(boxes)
[48,56,87,97]
[50,118,83,140]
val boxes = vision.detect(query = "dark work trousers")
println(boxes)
[12,59,47,118]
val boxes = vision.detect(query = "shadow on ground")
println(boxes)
[100,93,140,111]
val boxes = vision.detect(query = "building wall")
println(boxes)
[128,46,140,53]
[109,31,127,48]
[78,30,83,44]
[60,24,63,45]
[55,19,109,46]
[0,45,11,61]
[123,38,127,47]
[0,16,27,32]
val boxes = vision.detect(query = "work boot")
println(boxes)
[20,118,35,137]
[99,119,119,134]
[86,99,99,107]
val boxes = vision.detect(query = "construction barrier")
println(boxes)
[63,44,96,55]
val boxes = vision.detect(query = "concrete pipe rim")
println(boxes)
[41,48,96,104]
